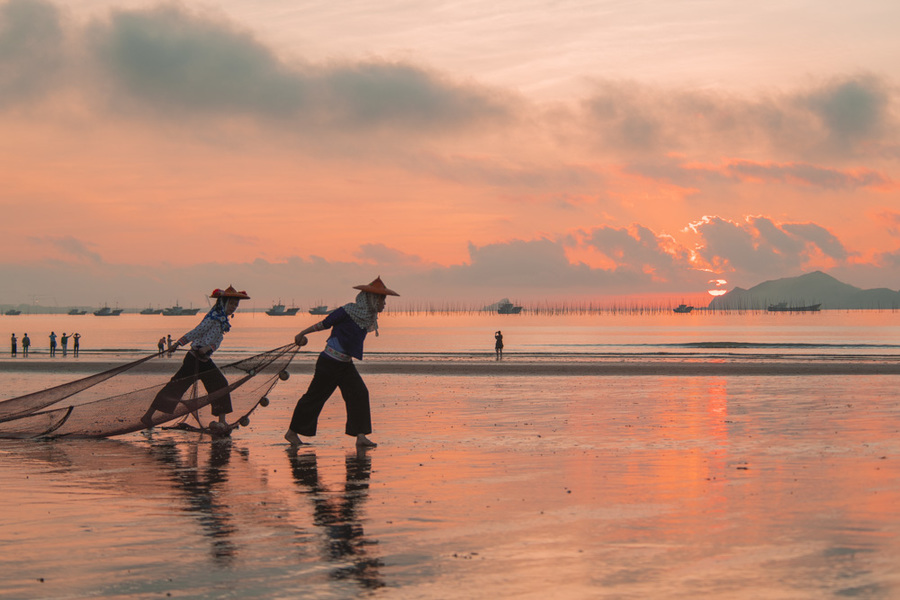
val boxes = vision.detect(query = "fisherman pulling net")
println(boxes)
[0,344,298,439]
[0,285,300,439]
[141,285,251,429]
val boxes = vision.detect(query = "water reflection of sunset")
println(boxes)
[3,373,900,598]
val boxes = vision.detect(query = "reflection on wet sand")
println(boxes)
[0,435,346,599]
[287,448,385,591]
[4,372,900,599]
[146,438,239,563]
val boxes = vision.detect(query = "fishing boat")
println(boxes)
[767,302,822,312]
[162,304,201,316]
[308,305,331,315]
[673,304,693,313]
[93,306,123,316]
[497,300,523,314]
[67,309,88,315]
[266,303,300,316]
[140,306,163,315]
[4,309,21,316]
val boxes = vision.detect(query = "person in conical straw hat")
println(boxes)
[141,285,250,429]
[285,276,399,448]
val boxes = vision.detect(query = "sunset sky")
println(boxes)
[2,0,899,308]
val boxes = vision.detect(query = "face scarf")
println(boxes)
[203,298,232,333]
[342,291,381,336]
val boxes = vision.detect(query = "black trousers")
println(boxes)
[289,354,372,437]
[151,351,232,416]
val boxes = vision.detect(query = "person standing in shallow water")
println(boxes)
[495,330,503,361]
[22,333,30,357]
[10,333,16,357]
[49,331,57,357]
[73,333,80,357]
[285,277,399,449]
[141,286,249,429]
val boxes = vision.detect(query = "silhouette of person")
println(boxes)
[22,333,30,357]
[494,330,503,361]
[167,334,174,352]
[285,277,399,449]
[61,333,69,357]
[10,333,16,357]
[158,336,166,356]
[288,449,384,590]
[141,286,250,429]
[49,331,57,357]
[73,333,80,357]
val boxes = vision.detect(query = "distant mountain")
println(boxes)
[707,271,900,310]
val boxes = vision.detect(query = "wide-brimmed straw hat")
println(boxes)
[210,285,250,300]
[353,276,399,296]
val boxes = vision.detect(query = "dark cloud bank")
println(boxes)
[5,218,897,307]
[3,0,897,160]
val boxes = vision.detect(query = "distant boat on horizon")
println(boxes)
[4,309,22,316]
[266,302,300,316]
[140,306,163,315]
[497,300,523,314]
[67,309,88,315]
[673,304,693,313]
[767,302,822,312]
[308,305,332,315]
[162,304,200,316]
[93,306,123,316]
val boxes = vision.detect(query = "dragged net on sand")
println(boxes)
[0,344,299,439]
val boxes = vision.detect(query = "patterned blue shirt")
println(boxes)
[320,307,369,360]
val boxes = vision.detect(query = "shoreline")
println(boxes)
[2,358,900,376]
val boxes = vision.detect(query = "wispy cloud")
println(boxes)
[1,1,514,136]
[582,74,899,161]
[26,235,104,264]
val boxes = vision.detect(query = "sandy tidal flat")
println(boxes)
[1,371,900,599]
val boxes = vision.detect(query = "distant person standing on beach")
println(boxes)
[141,286,249,429]
[22,333,30,357]
[166,334,173,352]
[158,336,166,356]
[495,330,503,361]
[61,333,69,356]
[10,333,16,357]
[285,277,399,449]
[73,333,80,357]
[49,331,57,357]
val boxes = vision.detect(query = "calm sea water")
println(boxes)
[3,310,900,361]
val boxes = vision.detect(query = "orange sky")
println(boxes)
[1,0,899,307]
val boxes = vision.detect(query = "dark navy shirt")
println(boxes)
[321,307,369,360]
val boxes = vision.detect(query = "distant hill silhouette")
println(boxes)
[707,271,900,310]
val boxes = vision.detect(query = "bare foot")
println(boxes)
[284,430,304,447]
[356,434,377,448]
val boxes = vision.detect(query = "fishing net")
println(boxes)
[0,354,157,422]
[0,344,299,439]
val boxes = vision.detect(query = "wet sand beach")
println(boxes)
[4,355,900,376]
[2,366,900,599]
